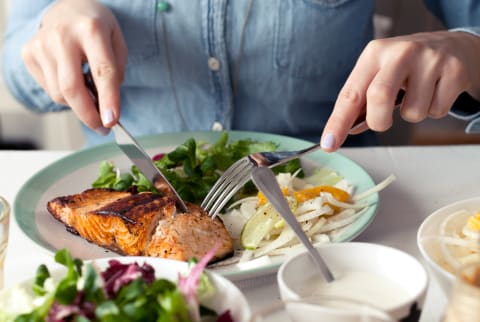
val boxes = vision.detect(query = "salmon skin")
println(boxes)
[47,188,234,263]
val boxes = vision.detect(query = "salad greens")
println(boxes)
[0,249,231,322]
[92,132,302,205]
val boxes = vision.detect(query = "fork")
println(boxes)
[202,90,407,218]
[251,167,334,282]
[201,143,323,218]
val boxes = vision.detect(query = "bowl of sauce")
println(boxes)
[277,242,428,321]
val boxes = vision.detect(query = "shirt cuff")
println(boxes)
[449,27,480,37]
[446,28,480,133]
[448,92,480,134]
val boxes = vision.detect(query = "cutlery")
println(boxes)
[202,90,406,218]
[251,166,334,282]
[201,142,323,218]
[83,67,188,212]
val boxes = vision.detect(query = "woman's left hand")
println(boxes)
[321,31,480,151]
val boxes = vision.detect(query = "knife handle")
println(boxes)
[83,65,100,110]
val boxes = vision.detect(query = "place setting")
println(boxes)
[0,130,479,321]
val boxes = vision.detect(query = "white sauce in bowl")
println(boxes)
[301,271,410,311]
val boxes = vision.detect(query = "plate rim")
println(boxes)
[14,130,378,281]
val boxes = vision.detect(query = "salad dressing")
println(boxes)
[301,270,410,311]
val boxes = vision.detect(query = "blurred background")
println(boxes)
[1,0,480,150]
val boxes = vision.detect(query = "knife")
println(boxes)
[83,67,188,212]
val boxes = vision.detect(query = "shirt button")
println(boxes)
[208,57,220,71]
[211,122,224,131]
[157,1,171,12]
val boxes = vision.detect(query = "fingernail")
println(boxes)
[101,109,114,126]
[321,133,335,150]
[95,126,110,136]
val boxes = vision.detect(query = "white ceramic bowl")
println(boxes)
[277,242,428,321]
[0,256,251,321]
[417,196,480,296]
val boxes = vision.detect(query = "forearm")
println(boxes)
[2,0,66,113]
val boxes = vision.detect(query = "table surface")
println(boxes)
[2,145,480,321]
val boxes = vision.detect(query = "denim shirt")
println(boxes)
[3,0,480,147]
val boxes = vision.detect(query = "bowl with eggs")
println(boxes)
[417,196,480,296]
[277,242,428,321]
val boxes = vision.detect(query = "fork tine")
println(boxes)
[201,158,245,209]
[201,158,251,209]
[206,166,253,218]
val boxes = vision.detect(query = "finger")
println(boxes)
[399,61,438,123]
[22,43,47,91]
[364,61,409,132]
[429,76,464,119]
[429,59,468,119]
[400,51,442,123]
[82,28,121,128]
[22,39,63,104]
[35,45,64,105]
[111,25,128,83]
[321,47,380,151]
[56,40,107,133]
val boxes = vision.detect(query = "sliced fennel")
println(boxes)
[221,169,395,261]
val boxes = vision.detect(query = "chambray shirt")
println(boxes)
[3,0,480,147]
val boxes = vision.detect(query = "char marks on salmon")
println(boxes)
[47,188,234,262]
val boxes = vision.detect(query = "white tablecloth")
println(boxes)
[2,145,480,321]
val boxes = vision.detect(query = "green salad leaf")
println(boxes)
[1,249,223,322]
[91,132,303,205]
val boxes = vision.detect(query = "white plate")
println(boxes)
[14,131,378,281]
[0,256,251,321]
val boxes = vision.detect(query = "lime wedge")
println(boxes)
[240,197,297,250]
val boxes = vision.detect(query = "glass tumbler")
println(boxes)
[443,261,480,322]
[0,196,10,289]
[249,296,396,322]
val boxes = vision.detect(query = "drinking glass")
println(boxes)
[443,261,480,322]
[249,296,396,322]
[0,196,10,289]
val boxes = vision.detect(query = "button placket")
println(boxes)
[202,0,233,130]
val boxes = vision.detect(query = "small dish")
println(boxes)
[417,196,480,296]
[277,242,428,321]
[0,256,251,321]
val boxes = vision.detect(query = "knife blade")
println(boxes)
[111,123,188,212]
[83,67,188,212]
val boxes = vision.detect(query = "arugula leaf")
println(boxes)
[32,264,50,296]
[83,264,106,303]
[53,249,82,304]
[92,161,134,191]
[91,132,303,206]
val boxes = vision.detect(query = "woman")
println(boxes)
[3,0,480,149]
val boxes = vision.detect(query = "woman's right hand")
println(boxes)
[21,0,127,134]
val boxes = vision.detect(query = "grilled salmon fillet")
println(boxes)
[147,203,234,262]
[47,188,234,262]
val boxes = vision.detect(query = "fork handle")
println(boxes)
[249,144,322,167]
[251,167,334,282]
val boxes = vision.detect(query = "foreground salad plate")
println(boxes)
[14,131,378,281]
[0,254,251,322]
